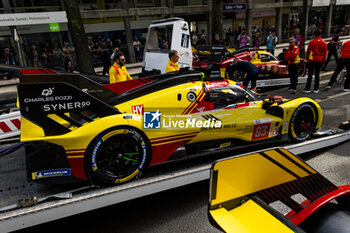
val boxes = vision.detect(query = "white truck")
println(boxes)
[142,18,193,75]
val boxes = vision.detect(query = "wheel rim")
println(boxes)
[292,107,315,139]
[97,134,142,178]
[298,62,306,77]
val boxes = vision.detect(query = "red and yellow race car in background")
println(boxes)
[209,148,350,233]
[193,47,307,81]
[18,70,321,186]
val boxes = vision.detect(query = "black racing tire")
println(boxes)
[225,63,235,80]
[297,60,307,77]
[225,63,245,81]
[288,103,318,143]
[85,127,151,186]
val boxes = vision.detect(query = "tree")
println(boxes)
[62,0,95,74]
[211,0,223,42]
[121,0,136,63]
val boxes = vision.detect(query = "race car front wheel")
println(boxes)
[225,63,246,82]
[288,103,317,143]
[85,127,150,186]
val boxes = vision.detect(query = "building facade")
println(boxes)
[0,0,348,65]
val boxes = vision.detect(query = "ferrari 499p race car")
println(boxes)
[209,148,350,233]
[17,70,322,186]
[193,47,306,81]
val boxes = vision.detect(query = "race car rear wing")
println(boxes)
[209,148,338,232]
[17,73,120,136]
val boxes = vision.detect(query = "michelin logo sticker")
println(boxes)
[143,110,161,129]
[32,168,71,180]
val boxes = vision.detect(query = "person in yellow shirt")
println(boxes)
[165,50,180,73]
[109,52,133,84]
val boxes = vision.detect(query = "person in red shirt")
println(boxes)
[285,37,300,93]
[325,40,350,91]
[303,30,327,93]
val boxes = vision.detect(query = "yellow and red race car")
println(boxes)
[17,70,322,186]
[193,47,307,80]
[209,148,350,233]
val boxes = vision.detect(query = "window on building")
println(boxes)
[174,0,188,6]
[104,0,122,9]
[33,0,60,6]
[79,0,97,3]
[10,0,60,7]
[137,0,155,7]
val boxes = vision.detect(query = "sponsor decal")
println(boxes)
[32,168,71,180]
[144,110,221,129]
[179,52,190,57]
[143,110,161,129]
[272,66,278,73]
[273,126,281,137]
[132,104,144,115]
[206,80,229,89]
[261,66,265,71]
[196,107,206,112]
[139,143,147,170]
[267,65,271,71]
[162,118,221,129]
[252,118,271,140]
[43,101,91,111]
[24,95,72,103]
[91,139,102,171]
[220,142,231,148]
[41,87,54,97]
[181,34,190,48]
[284,121,289,132]
[223,123,236,128]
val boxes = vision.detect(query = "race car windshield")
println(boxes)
[206,85,258,109]
[230,85,258,101]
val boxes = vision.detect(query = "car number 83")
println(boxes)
[252,119,271,140]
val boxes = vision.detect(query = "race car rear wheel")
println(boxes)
[297,60,307,77]
[288,103,317,143]
[85,127,150,186]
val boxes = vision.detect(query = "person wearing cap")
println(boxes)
[303,30,327,93]
[165,50,180,73]
[285,37,300,94]
[109,52,132,84]
[325,40,350,91]
[228,58,258,92]
[4,48,15,65]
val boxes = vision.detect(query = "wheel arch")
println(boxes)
[288,101,319,142]
[83,124,152,185]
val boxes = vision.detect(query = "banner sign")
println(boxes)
[312,0,330,6]
[223,3,246,12]
[336,0,350,5]
[0,11,67,27]
[49,23,61,32]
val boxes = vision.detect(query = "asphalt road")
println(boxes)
[10,61,350,233]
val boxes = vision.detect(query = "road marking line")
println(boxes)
[316,92,350,103]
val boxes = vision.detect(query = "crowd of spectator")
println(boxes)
[190,23,309,52]
[0,33,147,73]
